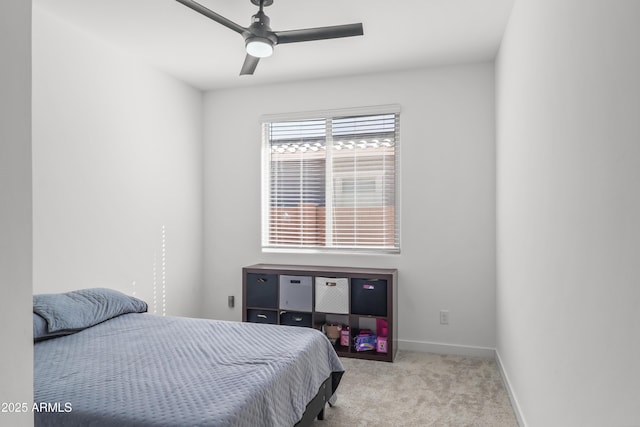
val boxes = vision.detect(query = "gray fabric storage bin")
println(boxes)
[279,275,313,312]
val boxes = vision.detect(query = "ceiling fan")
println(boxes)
[175,0,364,75]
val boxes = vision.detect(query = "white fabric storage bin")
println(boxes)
[279,275,313,312]
[315,277,349,314]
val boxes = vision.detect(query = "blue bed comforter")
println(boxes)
[34,313,344,427]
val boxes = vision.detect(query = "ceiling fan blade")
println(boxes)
[175,0,246,35]
[240,54,260,75]
[275,23,363,44]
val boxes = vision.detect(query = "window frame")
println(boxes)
[261,104,401,255]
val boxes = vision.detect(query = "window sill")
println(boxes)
[261,247,401,256]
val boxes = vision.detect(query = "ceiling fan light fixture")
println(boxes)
[246,37,273,58]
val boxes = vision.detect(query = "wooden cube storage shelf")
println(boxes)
[242,264,398,362]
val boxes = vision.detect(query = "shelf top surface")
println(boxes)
[243,264,397,275]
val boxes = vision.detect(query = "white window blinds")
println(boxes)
[262,106,400,253]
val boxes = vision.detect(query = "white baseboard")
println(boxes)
[495,350,527,427]
[398,339,496,359]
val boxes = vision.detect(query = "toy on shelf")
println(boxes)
[323,323,342,345]
[340,326,350,347]
[354,329,377,352]
[376,319,388,353]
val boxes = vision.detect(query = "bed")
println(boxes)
[33,288,344,427]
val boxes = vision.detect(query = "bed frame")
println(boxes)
[296,372,343,426]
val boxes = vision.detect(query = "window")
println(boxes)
[261,105,400,253]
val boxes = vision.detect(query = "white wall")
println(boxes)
[203,64,497,355]
[32,7,204,317]
[0,0,33,425]
[496,0,640,425]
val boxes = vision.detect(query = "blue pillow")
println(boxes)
[33,312,75,342]
[34,288,148,333]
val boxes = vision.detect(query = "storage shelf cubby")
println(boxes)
[242,264,398,362]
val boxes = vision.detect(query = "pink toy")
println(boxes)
[340,327,350,346]
[376,336,388,353]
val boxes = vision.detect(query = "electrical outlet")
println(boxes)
[440,310,449,325]
[228,295,235,308]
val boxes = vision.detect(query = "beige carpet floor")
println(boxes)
[312,351,518,427]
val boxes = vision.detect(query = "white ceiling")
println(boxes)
[33,0,515,91]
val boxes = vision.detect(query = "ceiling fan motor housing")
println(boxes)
[250,0,274,6]
[246,11,274,39]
